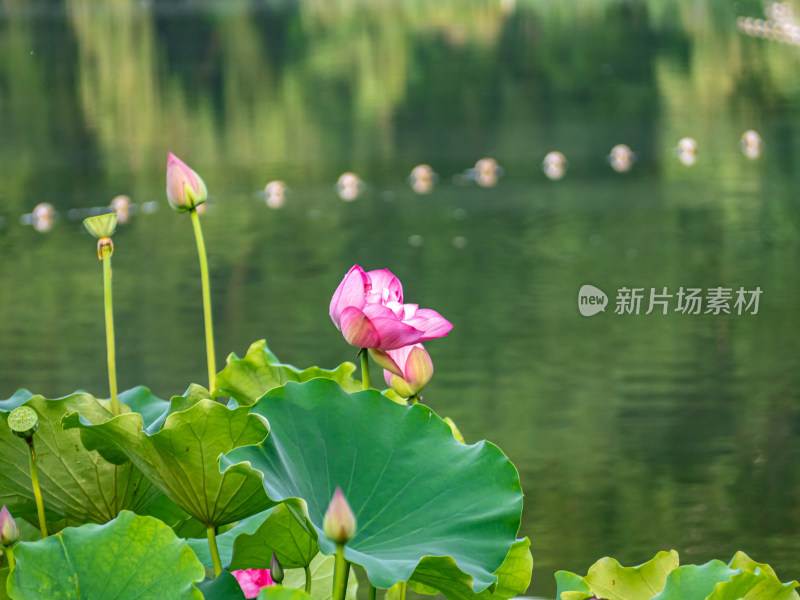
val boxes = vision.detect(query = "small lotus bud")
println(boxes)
[0,506,18,547]
[8,406,38,439]
[83,212,117,239]
[270,552,284,584]
[323,487,357,544]
[166,152,208,212]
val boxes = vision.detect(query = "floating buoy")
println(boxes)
[32,202,55,233]
[740,130,763,159]
[473,158,502,187]
[676,137,697,166]
[264,181,288,209]
[337,172,364,201]
[543,151,567,180]
[608,144,636,173]
[110,195,132,224]
[409,164,437,194]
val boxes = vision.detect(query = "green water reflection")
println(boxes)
[1,1,800,597]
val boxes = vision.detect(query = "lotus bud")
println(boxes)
[270,552,284,584]
[166,152,208,212]
[375,344,434,398]
[323,487,357,544]
[84,212,118,259]
[0,506,18,547]
[8,406,38,440]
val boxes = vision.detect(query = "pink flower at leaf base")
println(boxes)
[166,152,208,213]
[232,569,274,599]
[372,344,433,398]
[329,265,452,350]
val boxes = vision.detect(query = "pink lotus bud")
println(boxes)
[232,569,274,598]
[329,265,452,350]
[166,152,208,213]
[378,344,433,398]
[0,506,18,547]
[323,487,357,544]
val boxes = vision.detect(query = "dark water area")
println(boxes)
[1,1,800,597]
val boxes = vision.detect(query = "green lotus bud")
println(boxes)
[8,406,38,439]
[270,552,284,584]
[323,487,356,544]
[83,212,117,239]
[0,506,18,547]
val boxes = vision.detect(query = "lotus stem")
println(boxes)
[304,565,312,593]
[332,543,349,600]
[101,244,120,417]
[25,438,47,537]
[360,350,370,390]
[4,545,14,570]
[206,524,222,577]
[399,581,407,600]
[190,208,216,392]
[368,583,376,600]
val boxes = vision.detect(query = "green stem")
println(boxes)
[206,524,222,577]
[304,565,312,594]
[399,581,407,600]
[342,556,351,591]
[332,543,349,600]
[4,545,14,570]
[26,438,47,537]
[368,583,376,600]
[190,208,216,392]
[102,246,120,417]
[360,350,370,390]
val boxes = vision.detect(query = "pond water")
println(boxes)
[1,1,800,598]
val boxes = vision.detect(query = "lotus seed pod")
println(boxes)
[8,406,38,439]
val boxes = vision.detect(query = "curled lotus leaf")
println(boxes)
[63,389,275,527]
[214,340,362,406]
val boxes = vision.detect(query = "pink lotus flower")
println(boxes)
[232,569,274,598]
[372,344,433,398]
[166,152,207,212]
[329,265,452,350]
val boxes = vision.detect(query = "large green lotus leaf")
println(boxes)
[188,508,274,569]
[7,510,204,599]
[707,568,800,600]
[578,550,679,600]
[650,561,737,600]
[230,503,318,571]
[408,538,532,600]
[281,552,358,600]
[0,393,161,523]
[196,571,246,600]
[222,379,523,592]
[214,340,362,405]
[63,394,275,526]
